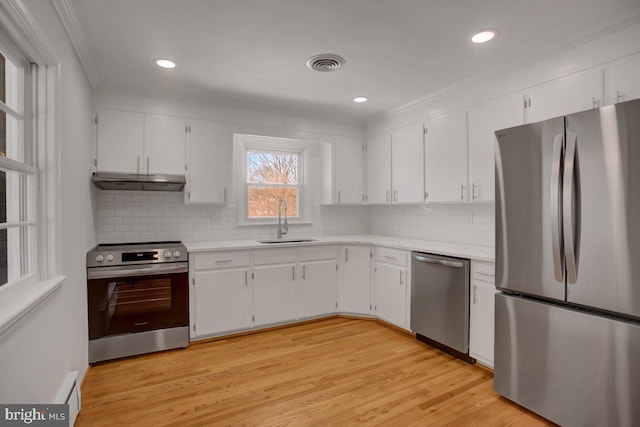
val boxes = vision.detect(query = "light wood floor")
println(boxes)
[76,317,553,426]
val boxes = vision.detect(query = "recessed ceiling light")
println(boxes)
[471,29,498,44]
[155,59,176,69]
[353,96,368,103]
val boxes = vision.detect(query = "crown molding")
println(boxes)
[52,0,100,87]
[0,0,59,65]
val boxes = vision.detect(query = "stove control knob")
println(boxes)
[96,254,104,262]
[164,251,173,258]
[173,250,181,258]
[106,254,114,262]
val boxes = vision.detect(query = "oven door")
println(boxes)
[87,263,188,340]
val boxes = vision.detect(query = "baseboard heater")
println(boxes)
[54,371,80,425]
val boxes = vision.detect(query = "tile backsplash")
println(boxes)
[369,204,495,247]
[96,191,494,247]
[95,191,370,243]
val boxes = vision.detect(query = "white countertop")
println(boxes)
[185,234,495,262]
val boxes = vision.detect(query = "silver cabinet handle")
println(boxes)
[394,189,398,202]
[476,271,495,278]
[245,270,248,286]
[472,183,477,200]
[550,133,565,283]
[563,132,579,284]
[460,184,465,201]
[384,255,397,261]
[303,265,306,280]
[399,270,403,285]
[224,187,227,203]
[345,248,349,263]
[215,259,232,263]
[292,266,295,281]
[592,97,600,108]
[146,156,150,173]
[473,284,478,304]
[413,255,464,268]
[616,90,624,103]
[386,190,390,203]
[337,190,341,203]
[137,155,140,174]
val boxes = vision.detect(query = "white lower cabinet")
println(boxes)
[469,260,498,368]
[253,262,297,326]
[297,260,337,318]
[194,269,252,336]
[191,251,252,338]
[337,246,372,314]
[373,248,409,330]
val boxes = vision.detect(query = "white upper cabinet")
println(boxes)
[186,119,230,204]
[366,133,392,204]
[468,92,524,202]
[606,52,640,105]
[334,139,364,204]
[424,111,468,202]
[391,123,425,204]
[525,67,604,123]
[95,109,144,173]
[143,116,187,175]
[95,109,187,175]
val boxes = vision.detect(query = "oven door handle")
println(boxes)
[87,263,188,279]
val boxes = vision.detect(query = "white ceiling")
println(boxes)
[70,0,640,121]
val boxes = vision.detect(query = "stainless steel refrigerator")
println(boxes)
[494,98,640,427]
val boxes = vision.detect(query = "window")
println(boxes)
[235,134,311,225]
[246,150,300,218]
[0,43,36,287]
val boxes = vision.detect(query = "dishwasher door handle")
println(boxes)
[413,255,464,268]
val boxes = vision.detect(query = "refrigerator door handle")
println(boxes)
[563,132,580,284]
[550,133,565,282]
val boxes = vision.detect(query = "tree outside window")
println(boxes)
[246,151,300,218]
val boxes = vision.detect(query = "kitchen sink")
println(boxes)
[257,238,318,244]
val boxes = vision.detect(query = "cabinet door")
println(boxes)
[253,263,296,326]
[374,263,407,329]
[338,246,371,314]
[144,116,187,175]
[366,133,392,204]
[470,280,499,368]
[187,120,230,204]
[334,140,364,204]
[297,260,337,318]
[391,123,425,203]
[194,269,252,336]
[526,67,604,123]
[608,52,640,105]
[95,109,144,173]
[424,111,468,202]
[468,92,524,202]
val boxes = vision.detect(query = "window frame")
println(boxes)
[234,134,311,226]
[0,38,38,289]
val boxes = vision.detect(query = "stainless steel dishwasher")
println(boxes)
[411,252,474,363]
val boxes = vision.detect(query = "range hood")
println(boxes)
[92,172,186,191]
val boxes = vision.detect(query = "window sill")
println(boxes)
[0,275,66,340]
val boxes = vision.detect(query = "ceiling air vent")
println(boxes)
[306,54,345,72]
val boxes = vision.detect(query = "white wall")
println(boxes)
[367,21,640,247]
[0,0,95,403]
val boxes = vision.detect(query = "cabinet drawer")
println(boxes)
[253,248,297,265]
[298,245,337,262]
[194,251,251,270]
[376,247,407,267]
[472,260,495,284]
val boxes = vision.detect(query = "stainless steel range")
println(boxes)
[86,241,189,363]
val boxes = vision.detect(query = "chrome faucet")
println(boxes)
[277,198,289,240]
